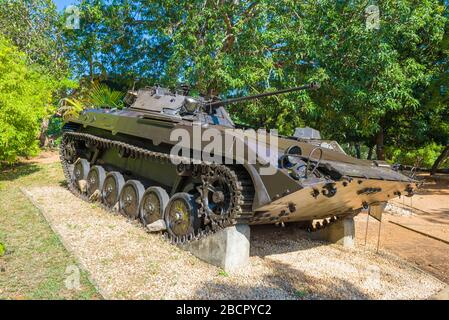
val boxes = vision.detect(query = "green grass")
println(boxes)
[294,288,309,299]
[218,269,229,277]
[0,159,100,299]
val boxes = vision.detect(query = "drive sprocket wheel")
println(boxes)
[197,164,243,229]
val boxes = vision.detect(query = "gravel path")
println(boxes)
[22,186,445,300]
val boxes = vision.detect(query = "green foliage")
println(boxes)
[87,82,124,109]
[58,82,124,122]
[385,143,449,168]
[0,0,67,79]
[0,37,56,164]
[124,0,447,141]
[45,0,449,159]
[295,288,308,299]
[59,97,86,121]
[218,269,229,277]
[157,0,317,134]
[46,116,64,137]
[62,0,171,86]
[0,242,5,256]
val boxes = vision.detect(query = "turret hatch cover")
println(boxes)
[130,87,185,112]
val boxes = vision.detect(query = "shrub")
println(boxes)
[0,36,56,164]
[385,143,449,168]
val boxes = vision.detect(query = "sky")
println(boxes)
[53,0,77,11]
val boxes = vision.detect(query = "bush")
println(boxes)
[385,143,449,168]
[0,36,56,164]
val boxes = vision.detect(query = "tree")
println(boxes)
[286,0,447,160]
[0,0,74,147]
[0,0,67,78]
[143,0,318,133]
[0,37,56,164]
[61,0,448,164]
[137,0,448,144]
[63,0,171,89]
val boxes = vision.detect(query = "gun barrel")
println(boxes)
[206,82,320,108]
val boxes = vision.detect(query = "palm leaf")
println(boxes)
[58,98,85,121]
[87,83,124,109]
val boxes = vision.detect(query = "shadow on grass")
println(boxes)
[59,180,69,188]
[0,163,40,182]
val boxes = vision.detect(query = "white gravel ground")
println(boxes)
[22,186,445,300]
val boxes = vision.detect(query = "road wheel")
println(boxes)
[164,192,200,240]
[139,187,170,227]
[86,165,106,198]
[73,158,90,192]
[119,180,145,219]
[102,171,125,208]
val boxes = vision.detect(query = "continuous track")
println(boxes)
[60,131,254,244]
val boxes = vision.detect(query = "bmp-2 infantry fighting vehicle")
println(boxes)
[60,83,417,243]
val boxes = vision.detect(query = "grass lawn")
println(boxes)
[0,159,100,299]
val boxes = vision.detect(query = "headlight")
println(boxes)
[184,97,199,112]
[279,145,303,169]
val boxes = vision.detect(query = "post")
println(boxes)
[310,217,355,248]
[179,224,251,273]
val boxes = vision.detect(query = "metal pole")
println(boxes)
[376,218,382,253]
[364,211,370,248]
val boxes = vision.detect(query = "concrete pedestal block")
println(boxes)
[179,224,250,273]
[310,217,355,248]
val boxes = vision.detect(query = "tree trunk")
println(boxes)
[355,143,361,159]
[375,129,385,160]
[367,145,374,160]
[38,118,49,148]
[89,54,94,82]
[431,145,449,175]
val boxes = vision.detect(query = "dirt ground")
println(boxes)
[18,149,61,165]
[355,174,449,284]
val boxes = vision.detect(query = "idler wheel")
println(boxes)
[62,140,77,163]
[102,171,125,208]
[86,165,106,198]
[164,193,199,239]
[119,180,145,219]
[73,158,90,192]
[139,187,169,226]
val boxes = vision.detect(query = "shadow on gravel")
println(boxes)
[193,258,371,300]
[249,224,329,257]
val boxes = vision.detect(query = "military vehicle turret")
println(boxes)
[60,83,417,243]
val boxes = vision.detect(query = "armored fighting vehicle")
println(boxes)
[60,83,417,243]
